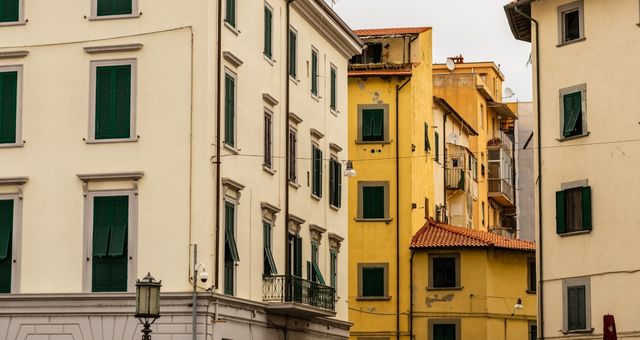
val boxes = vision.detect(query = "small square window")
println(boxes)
[358,263,388,298]
[94,0,137,18]
[429,254,460,289]
[358,182,389,220]
[357,104,389,143]
[557,1,584,45]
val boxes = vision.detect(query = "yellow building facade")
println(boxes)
[347,27,435,339]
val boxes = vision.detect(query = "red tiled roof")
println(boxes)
[348,68,412,77]
[411,220,535,252]
[353,27,431,37]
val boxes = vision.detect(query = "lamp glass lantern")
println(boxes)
[136,272,162,320]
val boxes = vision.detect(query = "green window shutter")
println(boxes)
[329,159,336,205]
[95,65,131,140]
[424,122,430,151]
[97,0,132,16]
[362,267,384,297]
[92,196,128,292]
[0,71,18,144]
[330,251,337,289]
[224,260,234,295]
[263,7,272,58]
[225,0,236,27]
[312,261,325,285]
[362,109,383,141]
[263,222,277,275]
[316,149,323,197]
[563,92,582,137]
[556,190,566,234]
[293,236,302,277]
[363,186,385,219]
[224,74,235,146]
[289,31,297,77]
[336,162,342,207]
[433,324,456,340]
[0,200,14,260]
[0,0,19,22]
[108,197,128,256]
[330,68,336,109]
[311,51,318,95]
[434,131,440,162]
[567,286,586,330]
[92,198,112,257]
[581,186,592,231]
[224,203,240,262]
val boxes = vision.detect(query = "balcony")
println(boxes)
[488,178,514,205]
[446,169,465,191]
[262,275,336,317]
[487,130,513,156]
[488,148,515,206]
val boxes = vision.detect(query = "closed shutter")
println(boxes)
[264,113,272,167]
[330,68,336,109]
[97,0,132,17]
[0,0,19,22]
[330,251,337,289]
[0,71,17,144]
[0,200,13,293]
[316,148,323,196]
[224,74,235,146]
[329,159,335,205]
[433,324,456,340]
[95,65,131,140]
[567,286,586,330]
[362,267,384,297]
[92,196,128,292]
[563,92,582,137]
[434,131,440,162]
[362,109,383,141]
[556,190,566,234]
[581,186,592,231]
[311,51,318,95]
[363,186,385,219]
[263,7,272,58]
[289,31,297,77]
[293,236,302,277]
[424,123,430,151]
[225,0,235,27]
[336,162,342,208]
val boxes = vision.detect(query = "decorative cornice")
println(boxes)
[289,112,303,125]
[328,233,344,252]
[0,51,29,59]
[83,43,143,54]
[329,143,343,153]
[262,93,279,106]
[77,172,144,182]
[309,224,326,244]
[260,201,281,214]
[289,214,305,225]
[310,128,324,140]
[223,51,244,67]
[0,177,28,185]
[221,177,246,192]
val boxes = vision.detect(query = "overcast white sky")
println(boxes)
[330,0,534,102]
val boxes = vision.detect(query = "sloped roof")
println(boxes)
[504,0,533,42]
[411,220,535,252]
[354,27,431,37]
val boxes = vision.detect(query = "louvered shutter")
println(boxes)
[113,66,131,138]
[330,68,336,109]
[108,196,128,256]
[556,190,566,234]
[92,198,111,257]
[0,200,13,260]
[336,162,342,207]
[0,0,19,22]
[0,71,17,144]
[581,186,592,231]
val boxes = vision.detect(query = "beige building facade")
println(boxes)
[506,0,640,338]
[0,0,361,339]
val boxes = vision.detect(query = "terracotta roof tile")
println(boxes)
[411,220,535,252]
[354,27,431,37]
[348,68,412,77]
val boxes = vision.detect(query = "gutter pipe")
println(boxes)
[513,5,543,339]
[214,0,223,292]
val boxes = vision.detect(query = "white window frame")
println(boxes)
[557,0,585,46]
[0,65,23,148]
[223,68,238,151]
[90,0,139,20]
[224,0,239,33]
[0,0,25,26]
[329,64,338,114]
[88,59,138,143]
[82,190,138,293]
[0,193,23,293]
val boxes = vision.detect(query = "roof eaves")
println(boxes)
[504,0,534,42]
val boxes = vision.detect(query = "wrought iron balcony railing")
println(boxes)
[262,275,335,312]
[487,130,514,156]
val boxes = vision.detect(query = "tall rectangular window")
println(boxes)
[288,128,297,183]
[424,123,431,152]
[92,196,129,292]
[93,63,134,141]
[556,186,591,234]
[567,285,586,330]
[0,68,19,145]
[358,263,388,298]
[288,28,297,78]
[558,1,584,44]
[330,250,337,289]
[358,182,388,220]
[96,0,133,17]
[263,221,277,275]
[330,66,337,110]
[0,0,19,22]
[225,0,236,28]
[263,5,273,59]
[527,257,536,292]
[434,131,440,162]
[429,254,459,289]
[263,111,272,169]
[560,86,588,138]
[224,72,236,147]
[312,145,323,197]
[0,199,14,293]
[289,234,302,277]
[310,242,325,284]
[329,158,342,208]
[224,201,240,295]
[311,49,318,96]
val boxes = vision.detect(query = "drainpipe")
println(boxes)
[395,77,411,340]
[409,249,415,339]
[285,0,296,281]
[214,0,223,292]
[514,5,542,339]
[442,112,448,221]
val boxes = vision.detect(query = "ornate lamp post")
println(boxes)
[135,272,162,340]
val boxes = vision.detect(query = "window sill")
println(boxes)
[563,328,594,335]
[329,204,341,211]
[0,142,24,148]
[85,137,139,144]
[556,37,586,48]
[526,290,536,295]
[88,13,141,21]
[557,132,589,142]
[223,142,239,154]
[311,93,320,102]
[356,296,391,301]
[224,21,240,35]
[330,108,338,117]
[311,193,321,201]
[288,181,301,189]
[355,140,392,145]
[263,54,275,66]
[262,165,275,175]
[354,218,393,224]
[558,230,591,237]
[289,75,299,85]
[0,20,26,27]
[426,286,463,291]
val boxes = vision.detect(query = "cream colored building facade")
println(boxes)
[0,0,361,339]
[506,0,640,338]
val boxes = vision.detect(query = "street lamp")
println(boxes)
[343,160,356,177]
[135,272,162,340]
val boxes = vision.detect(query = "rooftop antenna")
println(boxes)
[445,58,456,72]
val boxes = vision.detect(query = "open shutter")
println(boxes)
[581,186,592,231]
[424,123,430,151]
[0,200,13,260]
[329,159,335,205]
[0,71,17,144]
[92,198,111,257]
[0,0,20,22]
[108,196,128,256]
[563,92,581,137]
[113,65,131,138]
[225,203,240,262]
[556,190,566,234]
[434,131,440,162]
[312,261,325,285]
